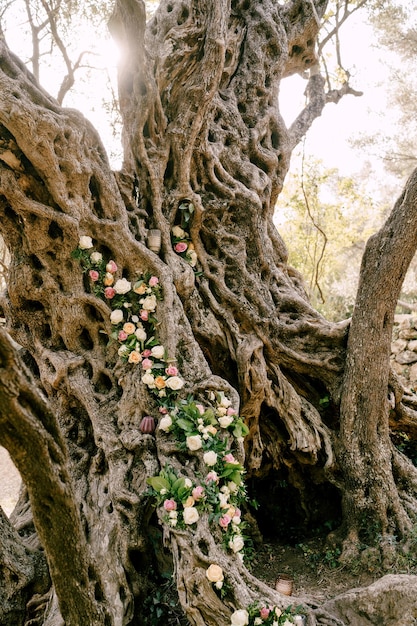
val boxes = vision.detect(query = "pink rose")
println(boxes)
[195,404,205,414]
[163,499,177,511]
[227,407,237,416]
[234,508,241,518]
[104,287,116,299]
[159,406,168,414]
[192,486,205,501]
[165,365,178,376]
[89,269,99,281]
[149,276,159,287]
[260,608,270,620]
[140,310,149,321]
[174,242,188,253]
[219,515,231,528]
[106,260,118,273]
[142,349,152,357]
[205,471,218,484]
[224,453,237,464]
[118,330,128,341]
[142,358,153,370]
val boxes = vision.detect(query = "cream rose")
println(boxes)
[183,496,195,508]
[123,322,136,335]
[203,451,218,466]
[206,564,224,583]
[230,609,249,626]
[172,225,186,238]
[90,251,103,263]
[110,309,124,324]
[186,435,202,451]
[218,416,234,428]
[165,376,184,390]
[183,506,199,525]
[141,295,157,311]
[135,327,147,341]
[159,415,173,432]
[151,345,165,359]
[114,278,132,294]
[220,397,232,408]
[128,350,141,363]
[141,372,155,388]
[229,535,245,553]
[79,236,93,249]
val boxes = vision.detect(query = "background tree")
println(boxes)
[2,1,417,626]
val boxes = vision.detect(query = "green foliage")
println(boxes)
[276,158,384,320]
[143,576,189,626]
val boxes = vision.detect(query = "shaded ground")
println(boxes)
[251,539,378,602]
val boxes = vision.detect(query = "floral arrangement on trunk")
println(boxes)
[74,235,304,625]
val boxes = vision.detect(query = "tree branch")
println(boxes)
[0,329,109,626]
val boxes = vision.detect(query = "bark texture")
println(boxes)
[1,1,417,626]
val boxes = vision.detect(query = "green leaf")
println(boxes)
[229,470,242,485]
[176,418,194,431]
[146,476,170,492]
[172,477,186,492]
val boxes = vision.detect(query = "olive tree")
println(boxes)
[2,1,417,625]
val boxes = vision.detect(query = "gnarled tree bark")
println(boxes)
[2,2,417,626]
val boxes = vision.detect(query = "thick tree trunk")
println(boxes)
[338,170,417,560]
[2,2,417,626]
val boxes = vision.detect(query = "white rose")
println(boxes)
[206,564,224,583]
[135,327,147,341]
[186,435,202,451]
[110,309,124,324]
[151,345,165,359]
[232,516,241,525]
[215,580,223,589]
[203,451,218,466]
[159,416,173,432]
[218,416,234,428]
[114,278,132,294]
[228,481,239,494]
[187,250,198,267]
[90,251,103,263]
[254,619,263,626]
[79,235,93,249]
[183,506,199,525]
[217,406,227,416]
[141,295,157,311]
[172,225,186,238]
[218,493,229,508]
[184,478,193,488]
[142,372,155,388]
[220,397,232,408]
[230,609,249,626]
[165,376,184,391]
[229,535,245,553]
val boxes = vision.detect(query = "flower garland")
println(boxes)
[171,201,199,271]
[73,237,185,398]
[74,236,305,624]
[147,392,249,559]
[229,604,305,626]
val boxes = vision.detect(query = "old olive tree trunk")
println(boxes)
[2,1,417,625]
